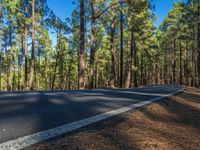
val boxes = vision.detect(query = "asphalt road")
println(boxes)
[0,85,182,144]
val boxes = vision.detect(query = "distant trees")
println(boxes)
[158,0,200,87]
[1,0,53,91]
[0,0,199,91]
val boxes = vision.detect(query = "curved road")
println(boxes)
[0,85,182,145]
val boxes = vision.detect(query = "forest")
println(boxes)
[0,0,199,91]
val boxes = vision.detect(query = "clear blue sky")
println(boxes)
[47,0,176,27]
[46,0,176,45]
[47,0,75,21]
[153,0,176,27]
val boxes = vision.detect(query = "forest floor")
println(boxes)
[24,87,200,150]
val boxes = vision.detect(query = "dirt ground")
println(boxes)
[25,87,200,150]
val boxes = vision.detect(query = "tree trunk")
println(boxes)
[12,64,16,90]
[24,7,28,90]
[52,51,59,90]
[179,41,183,85]
[164,43,168,84]
[125,31,133,88]
[185,40,189,86]
[78,0,86,90]
[140,50,144,86]
[24,25,28,90]
[38,45,41,89]
[29,0,35,90]
[59,46,64,89]
[109,4,116,88]
[0,34,2,91]
[155,64,159,85]
[95,61,99,88]
[172,38,176,84]
[67,57,73,90]
[20,36,24,90]
[133,36,138,87]
[88,0,95,89]
[8,24,13,91]
[149,59,152,85]
[4,38,8,90]
[197,0,200,87]
[18,65,20,90]
[34,55,37,89]
[191,40,195,86]
[0,20,2,91]
[45,55,48,90]
[119,1,124,88]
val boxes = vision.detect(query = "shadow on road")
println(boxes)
[21,87,200,150]
[0,86,186,150]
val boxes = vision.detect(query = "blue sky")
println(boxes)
[47,0,176,27]
[153,0,176,27]
[47,0,176,45]
[47,0,75,21]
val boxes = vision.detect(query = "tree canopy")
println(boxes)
[0,0,199,91]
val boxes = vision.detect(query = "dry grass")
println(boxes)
[25,87,200,150]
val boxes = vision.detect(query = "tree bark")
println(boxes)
[45,55,48,90]
[4,37,8,90]
[59,45,64,89]
[67,57,73,90]
[95,60,99,88]
[179,41,183,85]
[78,0,86,89]
[12,63,16,90]
[52,51,59,90]
[18,65,20,90]
[29,0,35,90]
[172,38,176,84]
[164,43,168,84]
[119,1,124,88]
[140,49,144,86]
[0,9,2,91]
[8,24,13,91]
[21,36,24,90]
[23,6,29,90]
[109,3,116,88]
[88,0,95,89]
[184,40,189,86]
[197,0,200,87]
[125,31,133,88]
[24,22,28,90]
[155,56,159,85]
[133,36,138,87]
[38,45,41,89]
[0,34,2,91]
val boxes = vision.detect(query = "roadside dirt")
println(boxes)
[25,87,200,150]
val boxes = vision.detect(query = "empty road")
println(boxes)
[0,85,182,148]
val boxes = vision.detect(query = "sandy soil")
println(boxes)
[24,87,200,150]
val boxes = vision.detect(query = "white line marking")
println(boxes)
[0,89,183,150]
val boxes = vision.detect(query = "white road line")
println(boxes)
[0,89,183,150]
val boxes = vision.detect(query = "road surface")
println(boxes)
[0,85,182,145]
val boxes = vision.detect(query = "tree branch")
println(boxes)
[94,0,126,19]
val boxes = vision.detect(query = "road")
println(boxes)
[0,85,182,145]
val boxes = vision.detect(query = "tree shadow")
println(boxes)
[0,86,190,150]
[0,87,171,143]
[34,90,200,150]
[142,96,200,131]
[64,91,200,150]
